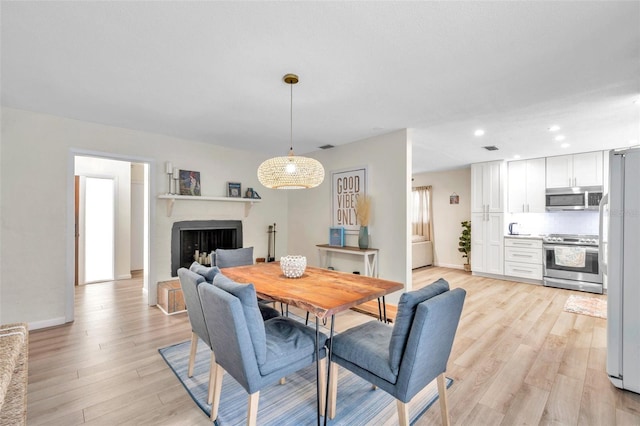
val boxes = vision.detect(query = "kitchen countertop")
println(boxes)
[504,234,543,239]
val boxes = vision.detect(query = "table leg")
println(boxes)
[315,317,321,426]
[323,315,335,426]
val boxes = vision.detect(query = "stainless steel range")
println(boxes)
[542,234,603,294]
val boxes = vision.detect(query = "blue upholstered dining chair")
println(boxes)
[198,274,328,426]
[177,268,218,406]
[178,266,280,409]
[327,279,466,426]
[215,247,254,268]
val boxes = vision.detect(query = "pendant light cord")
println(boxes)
[290,81,294,152]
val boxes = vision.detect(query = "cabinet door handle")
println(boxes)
[522,204,525,212]
[513,268,532,273]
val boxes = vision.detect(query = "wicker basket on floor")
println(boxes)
[0,323,29,425]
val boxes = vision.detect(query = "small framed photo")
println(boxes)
[227,182,241,198]
[179,170,201,196]
[329,227,345,247]
[450,193,459,205]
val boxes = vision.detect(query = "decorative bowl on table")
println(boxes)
[280,255,306,278]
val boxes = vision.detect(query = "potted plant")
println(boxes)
[458,220,471,271]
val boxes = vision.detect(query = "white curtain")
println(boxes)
[412,185,433,241]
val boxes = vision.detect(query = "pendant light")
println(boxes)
[257,73,325,189]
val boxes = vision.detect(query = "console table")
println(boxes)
[316,244,379,277]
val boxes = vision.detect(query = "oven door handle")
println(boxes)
[543,245,599,254]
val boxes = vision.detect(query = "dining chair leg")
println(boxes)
[247,391,260,426]
[207,351,217,405]
[327,361,338,419]
[396,400,409,426]
[188,332,198,377]
[437,373,451,426]
[210,364,224,420]
[319,357,327,414]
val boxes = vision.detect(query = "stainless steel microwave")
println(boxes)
[545,186,603,211]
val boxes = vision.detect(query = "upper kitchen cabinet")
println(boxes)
[508,158,545,213]
[546,151,603,188]
[471,161,506,213]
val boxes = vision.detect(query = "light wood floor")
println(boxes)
[27,267,640,425]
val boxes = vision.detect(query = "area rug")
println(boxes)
[159,338,452,425]
[563,295,607,319]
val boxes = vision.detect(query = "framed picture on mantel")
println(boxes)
[331,166,367,234]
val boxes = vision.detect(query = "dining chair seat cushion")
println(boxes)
[389,279,450,374]
[215,247,254,268]
[331,320,397,383]
[213,273,267,365]
[258,302,281,321]
[258,317,328,376]
[189,262,221,282]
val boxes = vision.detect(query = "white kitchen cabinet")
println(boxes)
[471,161,506,213]
[504,237,543,281]
[471,211,504,275]
[507,158,545,213]
[546,151,603,188]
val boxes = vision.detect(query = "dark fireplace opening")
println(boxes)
[171,220,243,276]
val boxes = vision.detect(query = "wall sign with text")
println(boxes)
[332,167,367,234]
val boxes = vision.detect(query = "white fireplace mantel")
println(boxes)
[158,194,261,217]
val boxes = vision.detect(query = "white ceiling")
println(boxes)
[2,1,639,173]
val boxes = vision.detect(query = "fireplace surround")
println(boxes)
[171,220,243,276]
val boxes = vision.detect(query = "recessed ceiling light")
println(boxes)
[474,129,485,137]
[555,135,566,141]
[560,143,570,148]
[548,125,560,132]
[513,155,521,159]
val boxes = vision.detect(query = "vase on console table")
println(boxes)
[358,226,369,249]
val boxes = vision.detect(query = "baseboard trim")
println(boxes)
[116,273,132,280]
[29,316,66,331]
[435,263,465,270]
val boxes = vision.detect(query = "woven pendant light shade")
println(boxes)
[258,150,325,189]
[258,73,325,189]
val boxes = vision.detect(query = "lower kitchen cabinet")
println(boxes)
[504,237,543,281]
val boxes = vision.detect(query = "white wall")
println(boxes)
[287,130,411,303]
[0,107,289,327]
[412,167,471,269]
[75,156,132,280]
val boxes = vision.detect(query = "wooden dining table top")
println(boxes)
[221,262,404,319]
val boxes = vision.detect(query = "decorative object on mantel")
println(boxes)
[172,167,179,194]
[329,227,345,247]
[257,73,325,189]
[450,193,459,204]
[356,195,371,249]
[227,182,241,198]
[178,170,201,196]
[165,161,174,194]
[458,221,471,272]
[280,255,307,278]
[243,187,261,199]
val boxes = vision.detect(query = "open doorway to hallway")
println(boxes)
[74,156,146,286]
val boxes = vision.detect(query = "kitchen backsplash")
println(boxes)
[507,211,599,236]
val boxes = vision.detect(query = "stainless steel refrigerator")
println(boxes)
[604,147,640,393]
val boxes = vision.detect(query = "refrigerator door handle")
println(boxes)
[599,193,609,276]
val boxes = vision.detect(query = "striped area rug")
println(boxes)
[159,338,452,425]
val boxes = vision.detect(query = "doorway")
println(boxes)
[68,151,154,323]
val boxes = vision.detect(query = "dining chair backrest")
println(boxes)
[388,278,450,375]
[198,282,263,393]
[394,287,466,402]
[215,247,254,268]
[177,268,211,348]
[189,261,221,283]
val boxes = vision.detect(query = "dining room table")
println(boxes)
[221,261,404,426]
